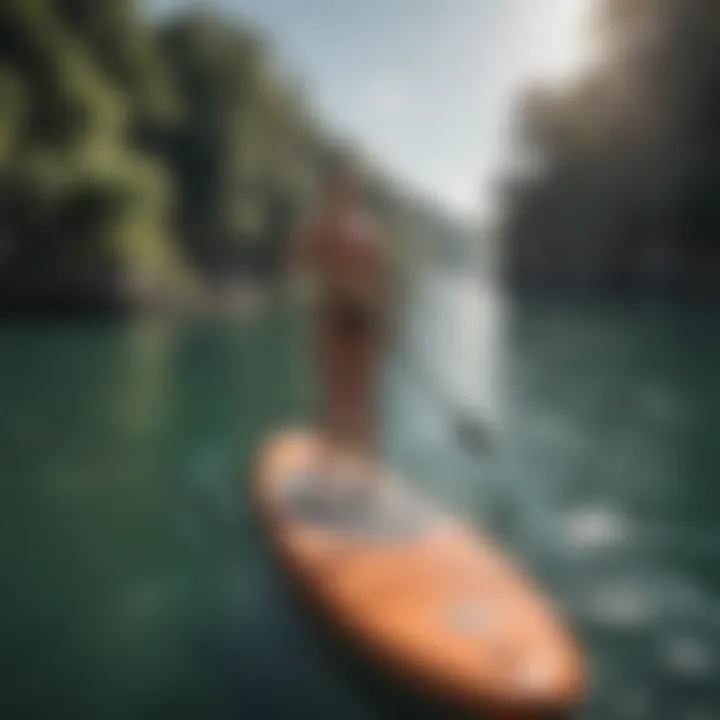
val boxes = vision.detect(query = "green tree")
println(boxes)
[501,0,720,298]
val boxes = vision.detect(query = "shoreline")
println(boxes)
[0,278,717,323]
[0,280,273,322]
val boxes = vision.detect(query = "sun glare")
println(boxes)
[535,0,595,83]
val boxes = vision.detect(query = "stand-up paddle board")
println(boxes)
[254,430,585,717]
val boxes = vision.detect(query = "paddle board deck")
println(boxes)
[253,430,585,717]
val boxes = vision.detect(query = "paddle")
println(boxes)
[393,332,495,457]
[454,410,494,456]
[390,265,498,458]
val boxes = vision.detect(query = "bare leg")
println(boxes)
[315,331,345,493]
[316,396,343,491]
[329,396,381,504]
[359,416,383,501]
[317,393,361,495]
[355,348,384,500]
[315,306,384,502]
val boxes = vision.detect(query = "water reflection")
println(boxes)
[393,279,720,718]
[0,295,718,719]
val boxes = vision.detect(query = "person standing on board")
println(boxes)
[290,155,389,500]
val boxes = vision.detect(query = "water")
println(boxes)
[1,288,719,720]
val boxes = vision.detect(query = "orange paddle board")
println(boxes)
[254,430,585,717]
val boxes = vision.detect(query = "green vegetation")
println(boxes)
[0,0,370,310]
[501,0,720,299]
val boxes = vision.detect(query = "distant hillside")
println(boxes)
[500,0,720,301]
[0,0,471,313]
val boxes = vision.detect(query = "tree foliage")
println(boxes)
[501,0,720,299]
[0,0,470,309]
[0,1,338,308]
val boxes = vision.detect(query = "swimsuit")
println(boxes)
[329,297,380,340]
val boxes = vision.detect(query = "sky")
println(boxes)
[151,0,595,222]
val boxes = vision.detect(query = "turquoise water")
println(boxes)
[1,292,718,719]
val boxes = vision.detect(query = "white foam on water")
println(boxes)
[563,506,630,551]
[585,581,659,630]
[658,636,715,680]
